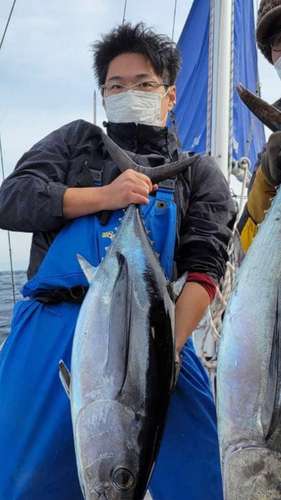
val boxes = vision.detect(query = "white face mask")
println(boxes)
[274,55,281,80]
[104,89,169,127]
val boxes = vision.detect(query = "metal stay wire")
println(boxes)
[0,0,19,302]
[0,0,18,53]
[122,0,128,24]
[171,0,178,41]
[0,133,16,304]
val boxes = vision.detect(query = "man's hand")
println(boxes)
[261,131,281,186]
[102,169,158,210]
[63,169,157,219]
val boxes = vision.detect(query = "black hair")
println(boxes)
[92,22,182,88]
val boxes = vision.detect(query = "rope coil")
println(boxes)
[196,229,244,371]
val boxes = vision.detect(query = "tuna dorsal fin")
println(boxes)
[101,131,200,184]
[261,284,281,440]
[170,272,188,301]
[77,254,97,283]
[59,360,71,398]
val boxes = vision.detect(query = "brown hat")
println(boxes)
[256,0,281,63]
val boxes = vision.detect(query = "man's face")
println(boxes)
[269,18,281,64]
[102,53,176,126]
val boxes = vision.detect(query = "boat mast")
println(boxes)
[211,0,234,180]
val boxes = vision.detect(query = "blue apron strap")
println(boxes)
[141,180,177,281]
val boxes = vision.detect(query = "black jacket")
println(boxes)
[0,120,236,281]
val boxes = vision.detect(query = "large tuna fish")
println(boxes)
[217,185,281,499]
[59,133,198,500]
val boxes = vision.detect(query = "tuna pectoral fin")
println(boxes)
[77,254,97,284]
[174,352,182,386]
[59,360,71,398]
[105,251,131,396]
[170,272,188,301]
[261,284,281,440]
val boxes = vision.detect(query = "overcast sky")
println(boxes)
[0,0,279,272]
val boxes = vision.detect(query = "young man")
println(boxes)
[0,23,235,500]
[239,0,281,250]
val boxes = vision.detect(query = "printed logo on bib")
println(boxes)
[102,231,115,239]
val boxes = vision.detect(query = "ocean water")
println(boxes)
[0,270,26,344]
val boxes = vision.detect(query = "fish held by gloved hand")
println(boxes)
[217,179,281,499]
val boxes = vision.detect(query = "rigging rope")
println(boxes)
[196,229,244,374]
[228,0,235,183]
[206,0,215,155]
[0,134,16,304]
[245,81,261,159]
[0,0,18,53]
[171,0,178,41]
[122,0,128,24]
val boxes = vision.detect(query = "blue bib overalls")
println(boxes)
[0,185,223,500]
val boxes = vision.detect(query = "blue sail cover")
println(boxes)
[172,0,265,172]
[232,0,266,170]
[170,0,210,155]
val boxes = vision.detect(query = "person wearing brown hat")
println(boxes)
[256,0,281,63]
[238,0,281,250]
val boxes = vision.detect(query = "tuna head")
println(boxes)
[75,399,144,500]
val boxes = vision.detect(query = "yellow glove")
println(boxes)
[247,165,276,224]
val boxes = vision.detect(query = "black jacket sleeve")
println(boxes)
[176,155,236,283]
[0,120,93,232]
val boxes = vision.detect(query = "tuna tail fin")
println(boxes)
[237,84,281,132]
[77,254,97,284]
[59,360,71,398]
[261,284,281,440]
[101,131,200,184]
[169,272,188,301]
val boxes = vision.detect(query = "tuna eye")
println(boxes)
[112,467,135,491]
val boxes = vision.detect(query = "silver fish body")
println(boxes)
[217,188,281,499]
[66,203,181,500]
